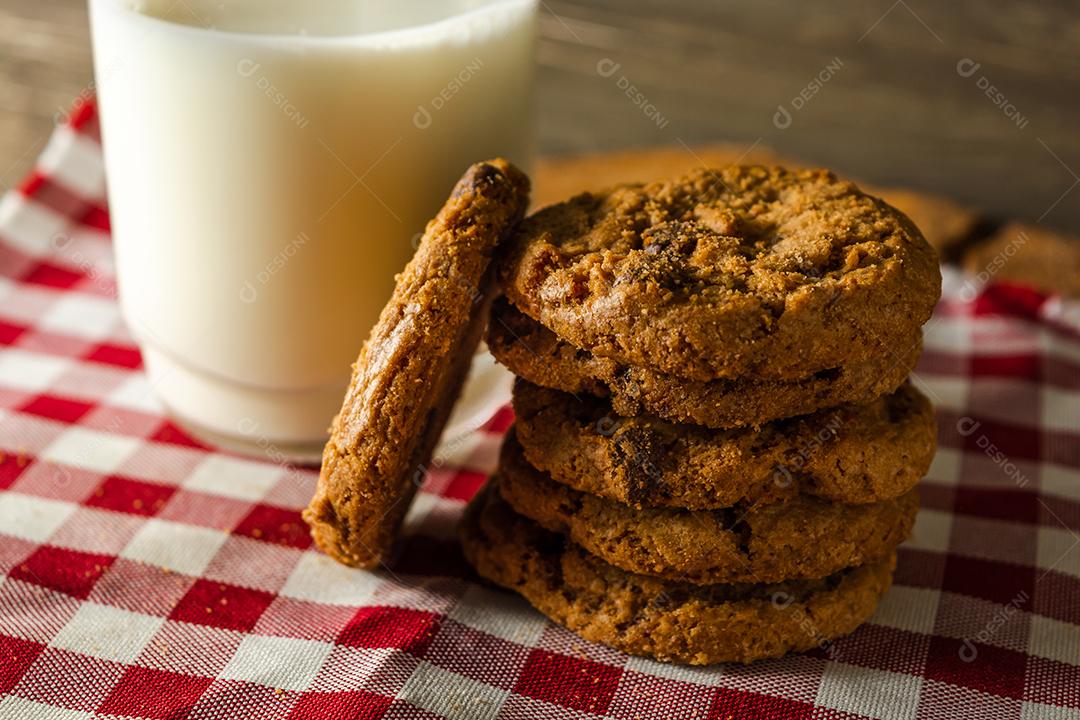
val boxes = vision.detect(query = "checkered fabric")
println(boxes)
[1,101,1078,720]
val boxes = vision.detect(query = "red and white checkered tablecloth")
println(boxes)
[1,101,1079,720]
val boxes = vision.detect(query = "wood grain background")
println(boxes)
[2,0,1078,232]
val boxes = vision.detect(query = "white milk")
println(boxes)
[89,0,535,459]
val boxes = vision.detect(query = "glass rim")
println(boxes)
[88,0,537,49]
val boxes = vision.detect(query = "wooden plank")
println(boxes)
[2,0,1077,233]
[0,0,93,191]
[534,0,1080,232]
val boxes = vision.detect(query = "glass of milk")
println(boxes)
[88,0,536,461]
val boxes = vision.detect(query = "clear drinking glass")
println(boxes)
[88,0,536,461]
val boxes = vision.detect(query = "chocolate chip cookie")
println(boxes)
[494,432,916,585]
[963,222,1080,298]
[512,378,935,508]
[488,298,921,428]
[461,484,895,665]
[304,159,529,569]
[867,186,981,260]
[499,165,941,382]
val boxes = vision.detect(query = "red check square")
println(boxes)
[81,204,109,231]
[9,546,114,599]
[941,555,1035,606]
[1024,655,1080,709]
[233,504,311,549]
[169,579,276,632]
[959,416,1041,463]
[85,474,176,517]
[513,648,621,715]
[924,635,1027,700]
[970,353,1041,380]
[0,454,32,490]
[1032,571,1080,625]
[974,284,1047,319]
[0,635,45,694]
[338,606,441,655]
[1045,355,1080,390]
[21,262,83,290]
[150,421,210,450]
[287,690,393,720]
[84,342,142,369]
[708,687,814,720]
[98,666,213,719]
[953,487,1039,524]
[481,406,515,434]
[19,395,95,424]
[442,470,486,502]
[0,319,27,346]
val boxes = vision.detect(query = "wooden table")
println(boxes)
[3,0,1079,234]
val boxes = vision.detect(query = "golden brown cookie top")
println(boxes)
[500,165,941,381]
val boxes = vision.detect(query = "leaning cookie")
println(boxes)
[512,379,935,508]
[488,298,921,429]
[494,433,916,585]
[499,166,941,382]
[461,485,895,665]
[304,159,529,569]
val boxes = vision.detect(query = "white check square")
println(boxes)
[183,455,282,502]
[926,447,962,487]
[40,427,140,474]
[121,518,228,575]
[815,662,922,720]
[923,315,972,353]
[623,654,727,686]
[449,584,547,647]
[1028,615,1080,665]
[398,661,507,720]
[0,349,70,394]
[403,491,439,529]
[1021,700,1080,720]
[914,375,968,413]
[0,193,68,259]
[107,375,164,414]
[219,635,332,691]
[871,586,940,635]
[279,552,383,605]
[1041,463,1080,504]
[1036,525,1080,578]
[1041,386,1080,433]
[0,411,68,456]
[0,492,76,543]
[905,507,952,553]
[38,293,120,341]
[37,126,107,201]
[50,602,163,664]
[52,227,114,277]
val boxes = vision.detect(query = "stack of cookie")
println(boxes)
[461,166,941,664]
